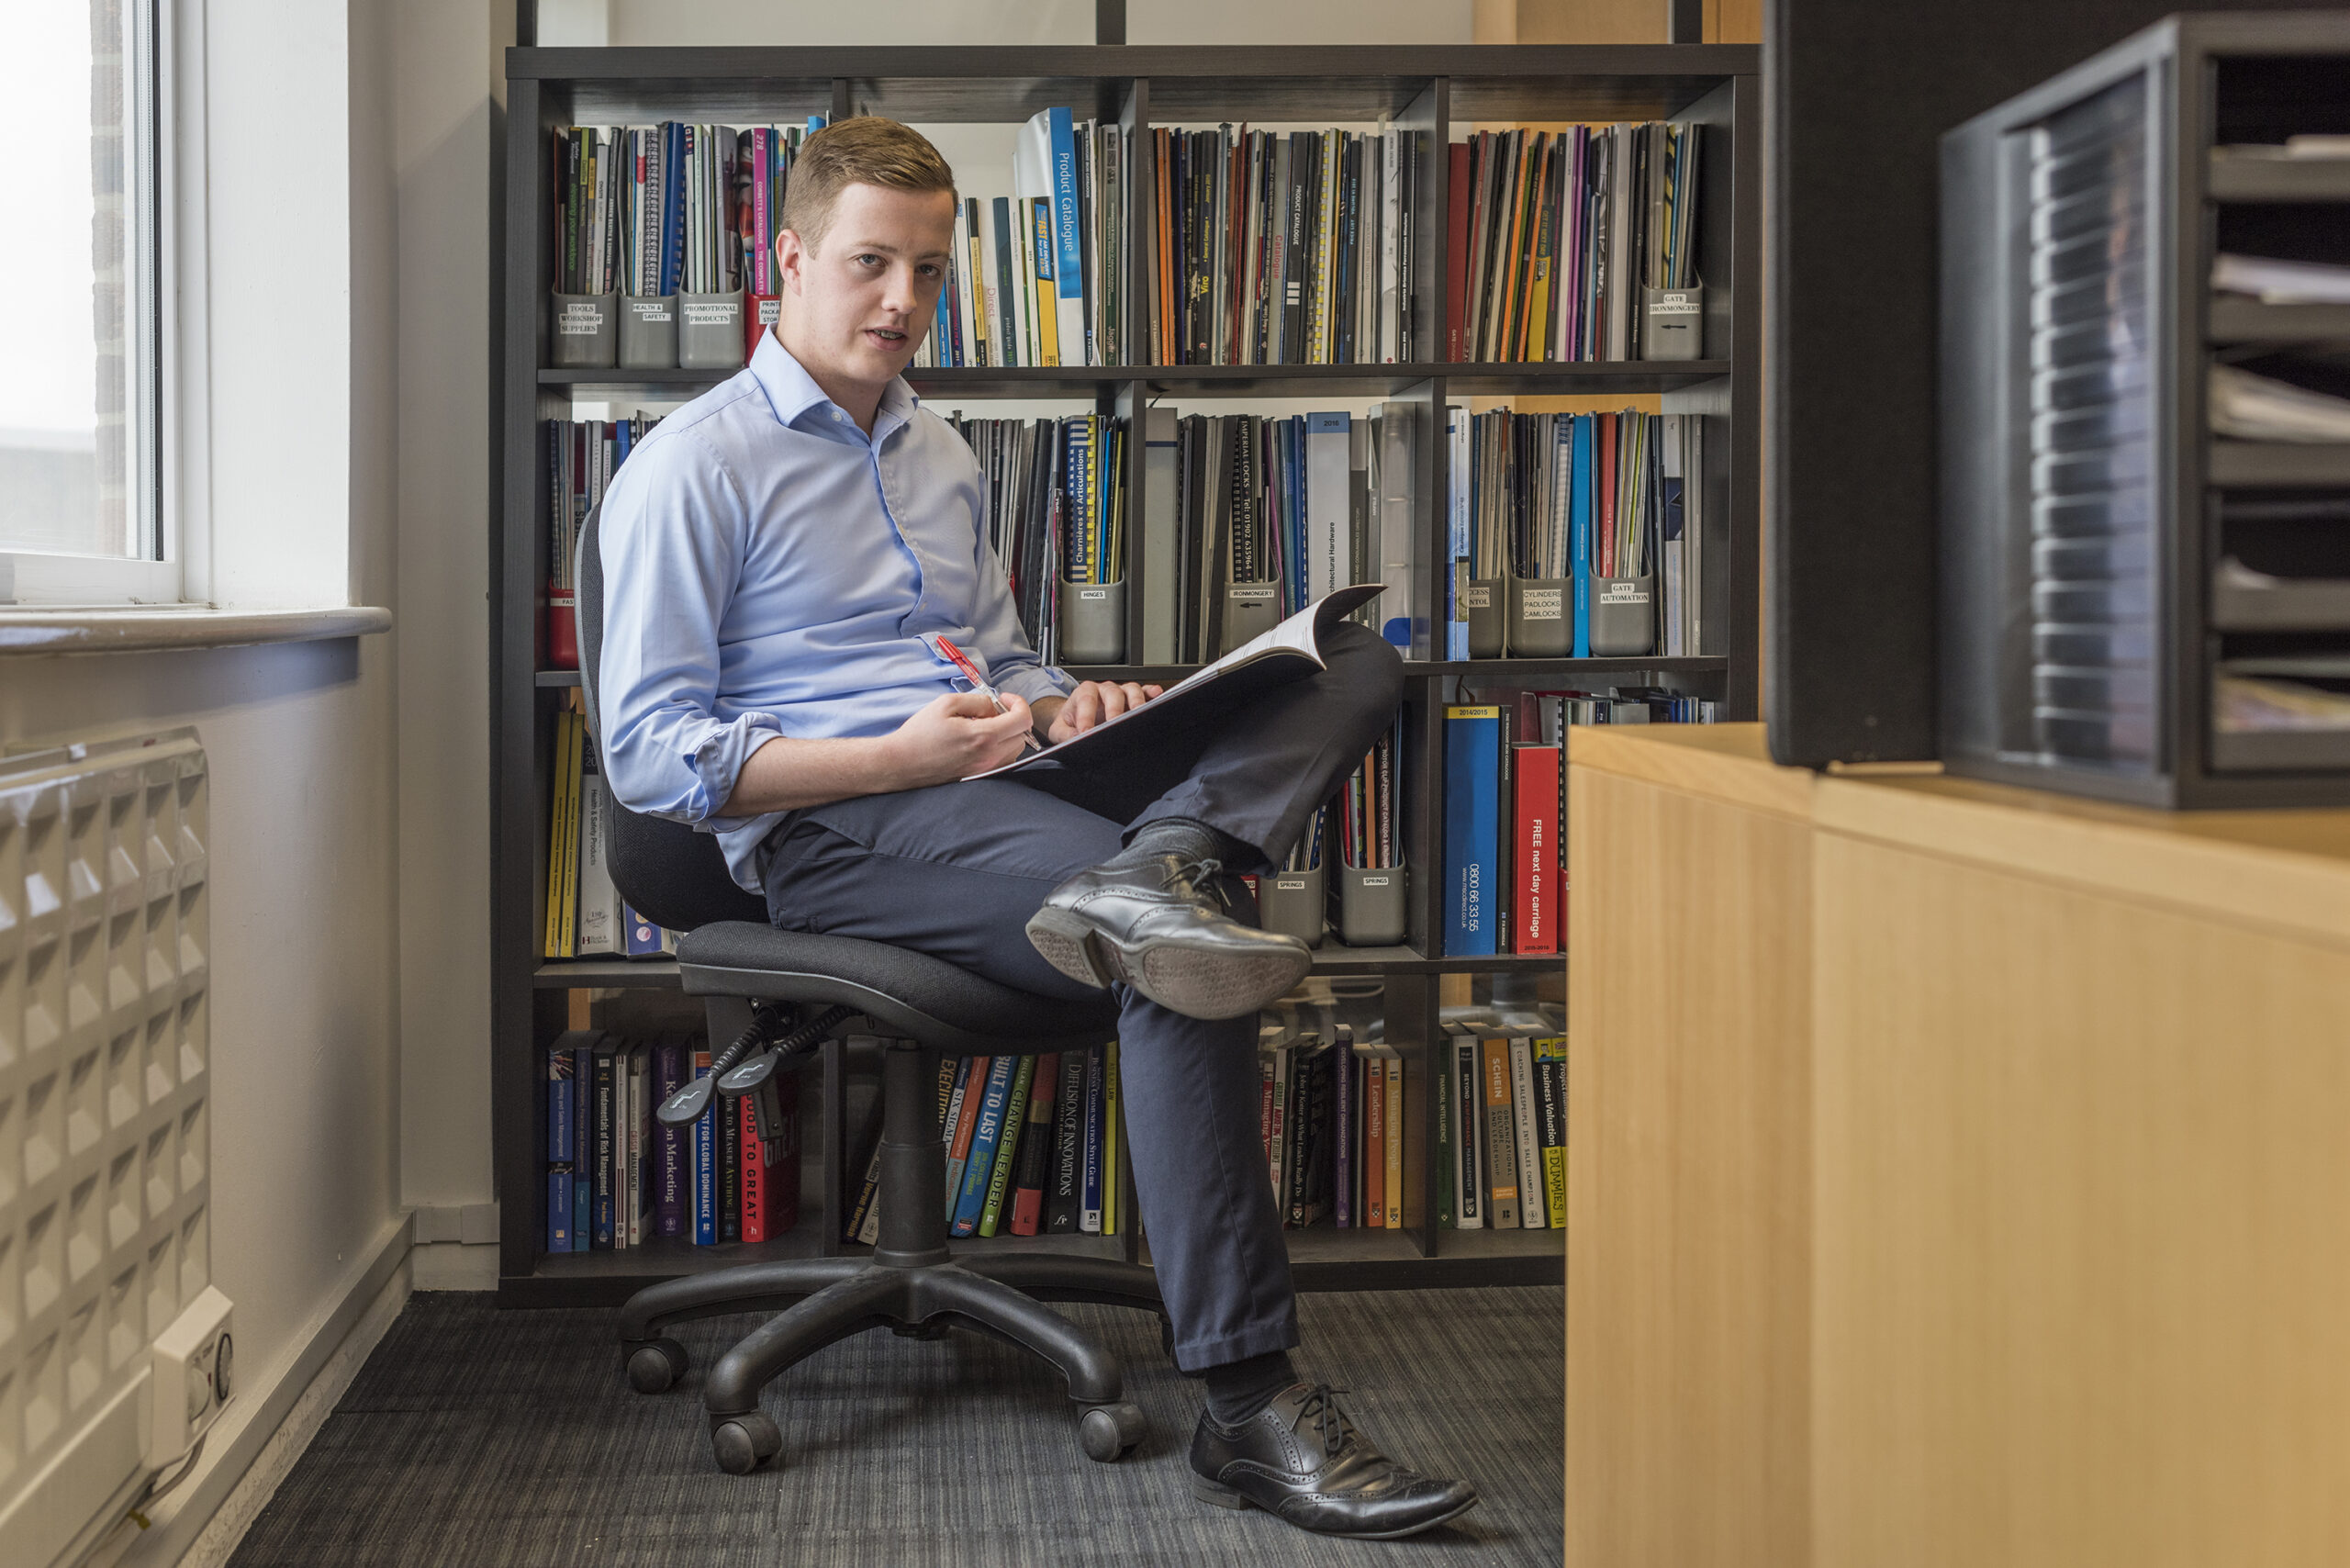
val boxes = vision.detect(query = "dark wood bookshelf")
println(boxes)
[496,39,1758,1306]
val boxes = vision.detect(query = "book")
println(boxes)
[1080,1042,1106,1234]
[543,708,582,958]
[979,1054,1036,1237]
[1452,1030,1483,1228]
[575,738,621,956]
[952,1056,1018,1238]
[546,1039,582,1252]
[943,1056,983,1219]
[1009,1052,1060,1237]
[737,1095,768,1244]
[718,1064,742,1243]
[1514,744,1561,956]
[1445,706,1503,956]
[626,1044,648,1247]
[1481,1036,1521,1229]
[843,1039,908,1246]
[1102,1040,1122,1236]
[691,1043,716,1245]
[590,1041,619,1249]
[1333,1036,1354,1227]
[1508,1036,1546,1229]
[654,1035,687,1238]
[970,584,1383,780]
[1361,1043,1386,1226]
[572,1036,593,1249]
[1534,1036,1568,1229]
[1382,1046,1404,1231]
[1435,1035,1455,1228]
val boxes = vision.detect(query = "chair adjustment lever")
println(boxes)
[656,1002,857,1127]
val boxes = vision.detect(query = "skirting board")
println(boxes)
[75,1214,413,1568]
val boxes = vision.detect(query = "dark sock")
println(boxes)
[1114,815,1254,871]
[1202,1349,1301,1428]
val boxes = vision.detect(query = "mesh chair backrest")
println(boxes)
[576,501,772,933]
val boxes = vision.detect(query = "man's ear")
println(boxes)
[775,228,807,296]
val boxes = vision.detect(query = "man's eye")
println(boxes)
[856,253,881,266]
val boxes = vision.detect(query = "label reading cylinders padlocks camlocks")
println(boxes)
[1460,584,1492,610]
[1520,587,1564,620]
[1599,582,1651,605]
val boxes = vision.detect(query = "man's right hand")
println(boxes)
[886,689,1034,788]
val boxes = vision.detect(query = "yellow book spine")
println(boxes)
[557,707,585,959]
[543,704,578,958]
[1034,200,1060,367]
[1538,1035,1568,1226]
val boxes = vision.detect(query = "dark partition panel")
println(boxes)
[1764,0,2348,767]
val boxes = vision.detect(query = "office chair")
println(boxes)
[574,504,1167,1475]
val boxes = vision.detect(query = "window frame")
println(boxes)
[2,0,197,609]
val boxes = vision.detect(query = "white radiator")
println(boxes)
[0,727,224,1568]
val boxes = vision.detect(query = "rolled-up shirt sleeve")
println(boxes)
[961,469,1076,709]
[597,430,785,830]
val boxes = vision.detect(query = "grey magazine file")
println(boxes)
[1590,575,1657,656]
[1463,577,1505,658]
[1220,577,1284,655]
[1058,580,1125,665]
[551,291,617,368]
[1641,283,1704,361]
[619,295,678,368]
[679,289,745,370]
[1338,865,1407,947]
[1259,864,1326,948]
[1508,577,1572,657]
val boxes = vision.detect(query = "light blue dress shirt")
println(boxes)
[597,333,1074,891]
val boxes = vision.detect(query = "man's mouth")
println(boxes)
[865,327,907,346]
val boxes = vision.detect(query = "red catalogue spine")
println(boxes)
[1514,744,1561,956]
[1446,140,1472,363]
[546,583,578,669]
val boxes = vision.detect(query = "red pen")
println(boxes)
[934,633,1042,751]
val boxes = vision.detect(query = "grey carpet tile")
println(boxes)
[228,1285,1562,1568]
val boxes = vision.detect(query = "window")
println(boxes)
[0,0,169,601]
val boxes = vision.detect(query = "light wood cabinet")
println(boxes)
[1568,722,2350,1568]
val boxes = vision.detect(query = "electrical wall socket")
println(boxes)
[148,1286,235,1469]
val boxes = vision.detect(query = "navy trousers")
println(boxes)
[756,622,1404,1372]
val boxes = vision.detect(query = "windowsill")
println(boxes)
[0,604,394,655]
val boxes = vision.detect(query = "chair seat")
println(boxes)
[677,922,1120,1054]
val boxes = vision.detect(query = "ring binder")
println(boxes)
[1589,575,1657,656]
[1220,577,1285,656]
[1641,282,1704,361]
[1259,864,1326,948]
[1058,579,1126,665]
[551,291,618,369]
[1506,576,1573,658]
[1463,577,1505,659]
[1338,865,1408,947]
[619,294,678,369]
[678,289,746,371]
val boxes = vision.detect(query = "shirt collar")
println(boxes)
[749,330,921,440]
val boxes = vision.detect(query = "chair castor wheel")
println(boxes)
[711,1411,783,1474]
[1079,1402,1146,1462]
[623,1338,688,1394]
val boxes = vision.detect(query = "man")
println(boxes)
[599,117,1476,1540]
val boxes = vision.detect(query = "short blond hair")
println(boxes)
[778,117,957,251]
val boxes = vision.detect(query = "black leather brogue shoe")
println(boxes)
[1024,854,1312,1020]
[1188,1383,1480,1540]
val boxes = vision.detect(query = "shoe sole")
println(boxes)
[1024,909,1311,1021]
[1191,1474,1482,1540]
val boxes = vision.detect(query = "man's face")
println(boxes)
[775,182,956,393]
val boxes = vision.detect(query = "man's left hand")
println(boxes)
[1043,680,1164,744]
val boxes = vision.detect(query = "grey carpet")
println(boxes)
[228,1286,1562,1567]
